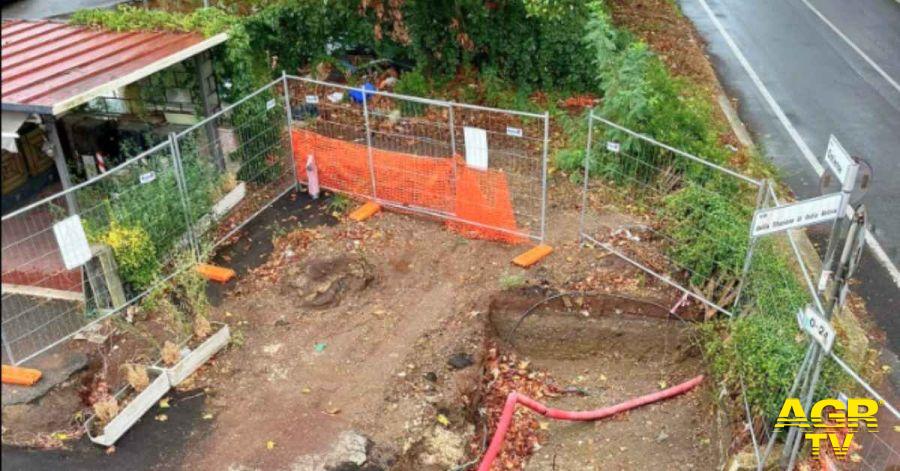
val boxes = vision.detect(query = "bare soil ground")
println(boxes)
[491,293,720,470]
[161,178,717,470]
[3,182,719,471]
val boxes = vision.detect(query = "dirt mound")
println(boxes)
[282,254,374,308]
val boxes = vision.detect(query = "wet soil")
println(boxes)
[488,292,722,470]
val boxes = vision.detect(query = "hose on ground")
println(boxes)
[476,374,705,471]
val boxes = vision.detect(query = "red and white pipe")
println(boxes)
[477,375,705,471]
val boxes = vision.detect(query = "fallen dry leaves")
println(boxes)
[161,341,181,366]
[122,364,150,392]
[474,344,560,470]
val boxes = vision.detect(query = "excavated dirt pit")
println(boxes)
[485,292,722,470]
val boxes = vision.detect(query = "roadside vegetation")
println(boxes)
[70,0,851,440]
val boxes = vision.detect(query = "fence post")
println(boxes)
[579,112,595,244]
[361,87,378,200]
[733,179,770,312]
[281,71,299,190]
[784,163,862,467]
[1,329,16,366]
[448,104,457,156]
[540,111,550,243]
[168,133,200,262]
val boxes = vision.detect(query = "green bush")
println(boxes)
[242,0,376,77]
[394,69,429,116]
[81,148,218,289]
[100,223,159,290]
[660,185,751,287]
[703,242,845,418]
[229,94,285,184]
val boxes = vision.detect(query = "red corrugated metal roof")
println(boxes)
[1,19,226,115]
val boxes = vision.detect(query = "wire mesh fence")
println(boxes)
[578,113,765,317]
[744,186,900,469]
[1,79,295,365]
[285,75,548,244]
[822,351,900,470]
[577,112,899,469]
[1,141,193,364]
[175,77,295,253]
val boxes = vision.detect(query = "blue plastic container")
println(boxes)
[349,82,377,104]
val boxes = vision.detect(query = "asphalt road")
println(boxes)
[680,0,900,353]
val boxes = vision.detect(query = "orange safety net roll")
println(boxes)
[292,129,524,244]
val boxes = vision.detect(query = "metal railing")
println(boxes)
[578,112,765,317]
[0,74,548,364]
[1,78,294,365]
[284,75,549,243]
[578,112,898,469]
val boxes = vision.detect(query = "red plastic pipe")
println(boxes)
[476,374,704,471]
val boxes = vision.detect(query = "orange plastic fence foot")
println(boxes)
[2,365,42,386]
[349,201,382,222]
[512,244,553,268]
[195,263,236,283]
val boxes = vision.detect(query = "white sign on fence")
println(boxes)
[53,215,92,270]
[139,171,156,184]
[464,127,488,170]
[824,135,858,191]
[751,193,844,237]
[506,126,523,138]
[796,305,835,352]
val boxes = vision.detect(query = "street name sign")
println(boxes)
[751,193,844,237]
[824,135,858,191]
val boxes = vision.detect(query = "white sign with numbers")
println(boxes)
[53,215,92,270]
[796,305,835,352]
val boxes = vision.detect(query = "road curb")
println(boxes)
[716,91,873,374]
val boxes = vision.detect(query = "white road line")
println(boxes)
[696,0,900,287]
[798,0,900,94]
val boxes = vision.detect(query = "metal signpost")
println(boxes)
[782,136,866,468]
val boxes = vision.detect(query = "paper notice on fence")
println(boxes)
[464,127,488,170]
[751,193,844,237]
[53,215,92,270]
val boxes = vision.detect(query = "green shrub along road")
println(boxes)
[70,0,850,421]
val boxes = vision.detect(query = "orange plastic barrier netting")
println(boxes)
[292,129,524,244]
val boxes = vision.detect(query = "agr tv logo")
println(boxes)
[775,397,879,458]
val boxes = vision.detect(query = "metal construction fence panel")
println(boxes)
[284,75,548,244]
[174,77,295,253]
[818,351,900,470]
[745,185,900,469]
[578,113,765,317]
[578,110,899,468]
[1,141,192,365]
[1,79,296,365]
